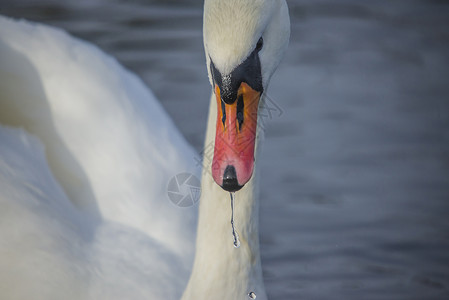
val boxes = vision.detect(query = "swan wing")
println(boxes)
[0,15,199,298]
[0,127,188,299]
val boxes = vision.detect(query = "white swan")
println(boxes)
[0,0,290,299]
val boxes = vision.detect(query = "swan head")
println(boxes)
[204,0,290,191]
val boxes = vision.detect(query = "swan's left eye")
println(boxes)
[256,37,263,52]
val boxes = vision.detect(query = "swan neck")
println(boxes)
[182,91,266,299]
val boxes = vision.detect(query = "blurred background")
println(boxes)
[1,0,449,298]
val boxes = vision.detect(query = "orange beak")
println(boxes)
[212,82,261,191]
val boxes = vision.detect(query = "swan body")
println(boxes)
[0,0,290,299]
[0,127,189,300]
[0,16,197,299]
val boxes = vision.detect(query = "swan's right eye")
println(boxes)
[256,37,263,52]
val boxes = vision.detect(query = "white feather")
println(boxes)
[0,0,289,298]
[0,16,196,299]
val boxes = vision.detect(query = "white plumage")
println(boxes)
[0,16,197,299]
[0,0,289,299]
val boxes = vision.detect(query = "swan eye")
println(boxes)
[256,37,263,52]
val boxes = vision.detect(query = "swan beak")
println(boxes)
[212,82,261,191]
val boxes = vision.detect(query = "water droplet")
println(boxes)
[230,192,240,248]
[248,291,257,299]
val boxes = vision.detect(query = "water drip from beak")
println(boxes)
[230,192,240,248]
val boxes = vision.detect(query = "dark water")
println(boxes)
[2,0,449,299]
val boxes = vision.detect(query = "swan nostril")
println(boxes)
[236,94,244,131]
[221,165,243,192]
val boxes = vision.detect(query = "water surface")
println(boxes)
[2,0,449,299]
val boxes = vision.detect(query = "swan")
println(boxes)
[0,0,290,299]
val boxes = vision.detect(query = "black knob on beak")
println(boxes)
[221,165,243,192]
